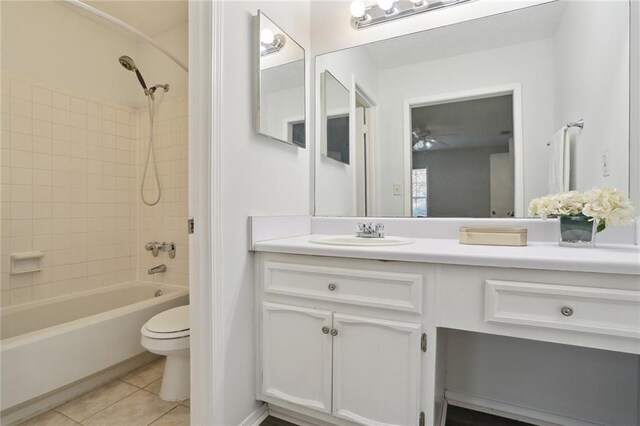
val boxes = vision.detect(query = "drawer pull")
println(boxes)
[322,326,330,334]
[330,328,338,336]
[328,283,337,291]
[561,306,574,317]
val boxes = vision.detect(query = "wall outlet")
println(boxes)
[393,183,402,196]
[601,151,610,177]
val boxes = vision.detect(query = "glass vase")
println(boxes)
[558,215,597,247]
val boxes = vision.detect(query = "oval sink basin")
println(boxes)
[309,235,414,247]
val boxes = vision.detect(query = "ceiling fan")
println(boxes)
[411,128,453,151]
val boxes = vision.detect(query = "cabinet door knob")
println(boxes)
[322,326,330,334]
[328,283,337,291]
[330,328,338,336]
[561,306,574,317]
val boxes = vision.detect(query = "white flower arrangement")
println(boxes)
[529,187,634,232]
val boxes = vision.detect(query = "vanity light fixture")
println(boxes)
[260,28,286,56]
[350,0,473,30]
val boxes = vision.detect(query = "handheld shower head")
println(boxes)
[118,55,137,71]
[118,55,148,91]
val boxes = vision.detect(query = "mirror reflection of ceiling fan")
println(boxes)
[411,127,458,151]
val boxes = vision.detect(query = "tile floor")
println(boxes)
[20,359,190,426]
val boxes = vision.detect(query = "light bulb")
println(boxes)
[410,0,426,6]
[260,29,274,45]
[425,141,433,149]
[350,0,366,18]
[377,0,394,12]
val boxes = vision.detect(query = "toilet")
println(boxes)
[140,305,190,401]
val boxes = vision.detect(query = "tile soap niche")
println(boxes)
[10,251,45,274]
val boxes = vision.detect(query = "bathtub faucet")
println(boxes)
[148,264,167,275]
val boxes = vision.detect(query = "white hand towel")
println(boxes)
[548,127,570,194]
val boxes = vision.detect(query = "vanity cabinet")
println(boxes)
[256,251,640,426]
[257,254,429,426]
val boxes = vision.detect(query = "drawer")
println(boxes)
[263,261,423,313]
[485,280,640,339]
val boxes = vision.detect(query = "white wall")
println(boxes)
[377,39,554,216]
[218,1,310,424]
[315,48,379,215]
[631,0,640,212]
[552,0,630,195]
[1,1,142,109]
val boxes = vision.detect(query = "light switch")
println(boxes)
[601,151,610,177]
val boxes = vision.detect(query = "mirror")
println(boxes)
[322,71,351,164]
[314,0,634,218]
[256,10,305,147]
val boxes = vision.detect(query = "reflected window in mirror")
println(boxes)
[256,10,306,147]
[322,71,350,164]
[411,168,428,218]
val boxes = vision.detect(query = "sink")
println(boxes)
[309,235,414,247]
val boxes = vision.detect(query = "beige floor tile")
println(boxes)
[180,398,190,408]
[82,389,177,426]
[19,410,79,426]
[120,358,165,388]
[55,380,138,422]
[144,378,162,395]
[149,405,190,426]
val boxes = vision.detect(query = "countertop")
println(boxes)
[253,234,640,275]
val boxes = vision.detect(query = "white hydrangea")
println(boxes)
[582,187,635,228]
[528,187,634,232]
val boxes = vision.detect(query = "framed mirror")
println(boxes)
[314,0,635,218]
[255,10,305,147]
[321,70,351,164]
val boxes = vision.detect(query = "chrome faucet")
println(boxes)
[356,223,385,238]
[148,264,167,275]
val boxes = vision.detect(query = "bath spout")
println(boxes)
[148,264,167,275]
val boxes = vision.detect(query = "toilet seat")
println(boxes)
[142,305,190,340]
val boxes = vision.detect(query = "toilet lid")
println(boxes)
[144,305,190,335]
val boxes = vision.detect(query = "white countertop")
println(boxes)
[253,234,640,275]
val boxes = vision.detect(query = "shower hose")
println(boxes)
[141,94,162,206]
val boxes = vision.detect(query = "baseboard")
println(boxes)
[444,391,601,426]
[240,403,269,426]
[1,352,158,426]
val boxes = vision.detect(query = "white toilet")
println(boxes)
[140,305,190,401]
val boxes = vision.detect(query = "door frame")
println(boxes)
[353,83,377,216]
[402,83,524,217]
[188,1,221,424]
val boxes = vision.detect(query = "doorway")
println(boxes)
[404,86,523,217]
[354,86,376,216]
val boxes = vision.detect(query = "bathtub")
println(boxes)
[0,281,189,413]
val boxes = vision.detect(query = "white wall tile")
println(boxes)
[2,75,188,307]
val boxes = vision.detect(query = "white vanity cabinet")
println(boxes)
[257,253,431,426]
[255,249,640,426]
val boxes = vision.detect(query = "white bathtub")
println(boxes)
[0,282,189,412]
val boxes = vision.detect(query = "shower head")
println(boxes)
[118,55,148,92]
[118,55,137,71]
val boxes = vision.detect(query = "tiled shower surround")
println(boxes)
[1,73,188,306]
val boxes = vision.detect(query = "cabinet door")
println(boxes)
[261,302,333,413]
[332,313,422,425]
